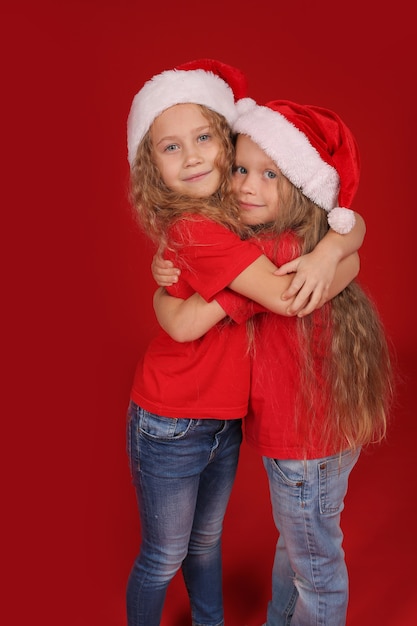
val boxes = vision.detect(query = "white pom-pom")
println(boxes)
[235,98,257,116]
[327,207,356,234]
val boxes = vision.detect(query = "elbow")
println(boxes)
[164,327,192,343]
[165,324,200,343]
[268,302,292,316]
[267,293,293,316]
[355,212,367,246]
[353,253,361,279]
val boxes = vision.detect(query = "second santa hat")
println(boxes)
[233,98,361,234]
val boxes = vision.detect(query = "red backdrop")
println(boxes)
[2,1,416,625]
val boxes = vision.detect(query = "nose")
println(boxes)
[183,143,202,167]
[239,172,256,195]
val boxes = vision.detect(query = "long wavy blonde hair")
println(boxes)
[129,105,249,247]
[250,174,394,452]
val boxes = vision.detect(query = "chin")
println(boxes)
[187,185,218,199]
[241,216,260,226]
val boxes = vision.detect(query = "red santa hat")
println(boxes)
[233,98,360,234]
[127,58,248,167]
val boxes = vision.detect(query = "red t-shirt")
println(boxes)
[217,232,336,459]
[130,216,263,419]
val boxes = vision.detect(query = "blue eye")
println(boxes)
[198,134,210,142]
[265,170,277,179]
[165,144,179,152]
[233,165,247,175]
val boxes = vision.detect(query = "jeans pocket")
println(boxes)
[271,458,305,487]
[139,408,194,440]
[126,401,138,476]
[318,449,360,514]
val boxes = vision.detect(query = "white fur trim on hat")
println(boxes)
[127,69,238,167]
[234,99,339,211]
[233,99,357,234]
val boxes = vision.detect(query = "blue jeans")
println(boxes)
[126,402,242,626]
[263,449,360,626]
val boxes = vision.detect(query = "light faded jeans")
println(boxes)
[263,448,360,626]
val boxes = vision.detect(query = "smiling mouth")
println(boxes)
[183,171,211,182]
[239,201,263,210]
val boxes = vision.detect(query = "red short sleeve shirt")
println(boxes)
[130,216,263,419]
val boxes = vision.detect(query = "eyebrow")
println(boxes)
[155,125,212,148]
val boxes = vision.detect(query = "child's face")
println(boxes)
[150,103,223,199]
[232,134,281,226]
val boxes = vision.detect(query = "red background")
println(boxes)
[2,1,416,624]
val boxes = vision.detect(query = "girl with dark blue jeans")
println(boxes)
[127,406,242,626]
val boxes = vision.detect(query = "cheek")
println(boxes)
[156,159,174,186]
[231,177,240,194]
[269,189,280,214]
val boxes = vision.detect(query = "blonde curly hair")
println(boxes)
[129,105,249,247]
[250,174,394,452]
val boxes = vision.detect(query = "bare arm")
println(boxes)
[153,288,227,342]
[151,212,364,327]
[280,249,361,316]
[151,249,298,316]
[150,251,281,343]
[277,212,365,314]
[151,213,365,313]
[326,252,360,296]
[153,253,359,341]
[228,255,298,314]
